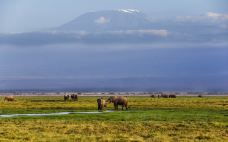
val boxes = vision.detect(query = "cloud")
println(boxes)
[136,30,168,37]
[0,29,170,46]
[94,16,110,24]
[111,30,168,37]
[207,12,228,20]
[176,12,228,22]
[176,16,204,22]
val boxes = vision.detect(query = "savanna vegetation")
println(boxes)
[0,95,227,142]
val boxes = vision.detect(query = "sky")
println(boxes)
[0,0,228,91]
[0,0,228,33]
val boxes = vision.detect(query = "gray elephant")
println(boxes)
[107,96,128,110]
[4,96,15,101]
[169,94,176,98]
[71,94,78,101]
[158,94,169,98]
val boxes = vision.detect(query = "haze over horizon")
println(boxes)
[0,0,228,91]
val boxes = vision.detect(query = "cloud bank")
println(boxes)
[207,12,228,20]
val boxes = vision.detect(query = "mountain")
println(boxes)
[0,10,227,45]
[55,9,152,32]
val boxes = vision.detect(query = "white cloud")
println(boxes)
[139,30,168,37]
[94,16,110,24]
[176,12,228,22]
[111,29,168,37]
[207,12,228,20]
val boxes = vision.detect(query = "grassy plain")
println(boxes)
[0,95,227,142]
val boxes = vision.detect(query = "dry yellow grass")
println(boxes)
[0,96,227,141]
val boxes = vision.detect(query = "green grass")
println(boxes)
[0,96,228,142]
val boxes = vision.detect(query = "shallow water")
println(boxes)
[0,110,114,118]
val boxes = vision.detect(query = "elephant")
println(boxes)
[64,95,70,101]
[159,94,169,98]
[4,96,15,101]
[107,96,128,110]
[169,94,176,98]
[97,97,107,111]
[71,94,78,101]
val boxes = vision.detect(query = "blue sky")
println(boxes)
[0,0,228,33]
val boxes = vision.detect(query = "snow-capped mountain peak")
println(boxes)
[56,10,150,32]
[118,9,140,14]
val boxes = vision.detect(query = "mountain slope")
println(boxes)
[56,10,153,32]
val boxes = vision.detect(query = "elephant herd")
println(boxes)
[63,94,129,111]
[151,94,177,98]
[3,93,178,111]
[64,94,78,101]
